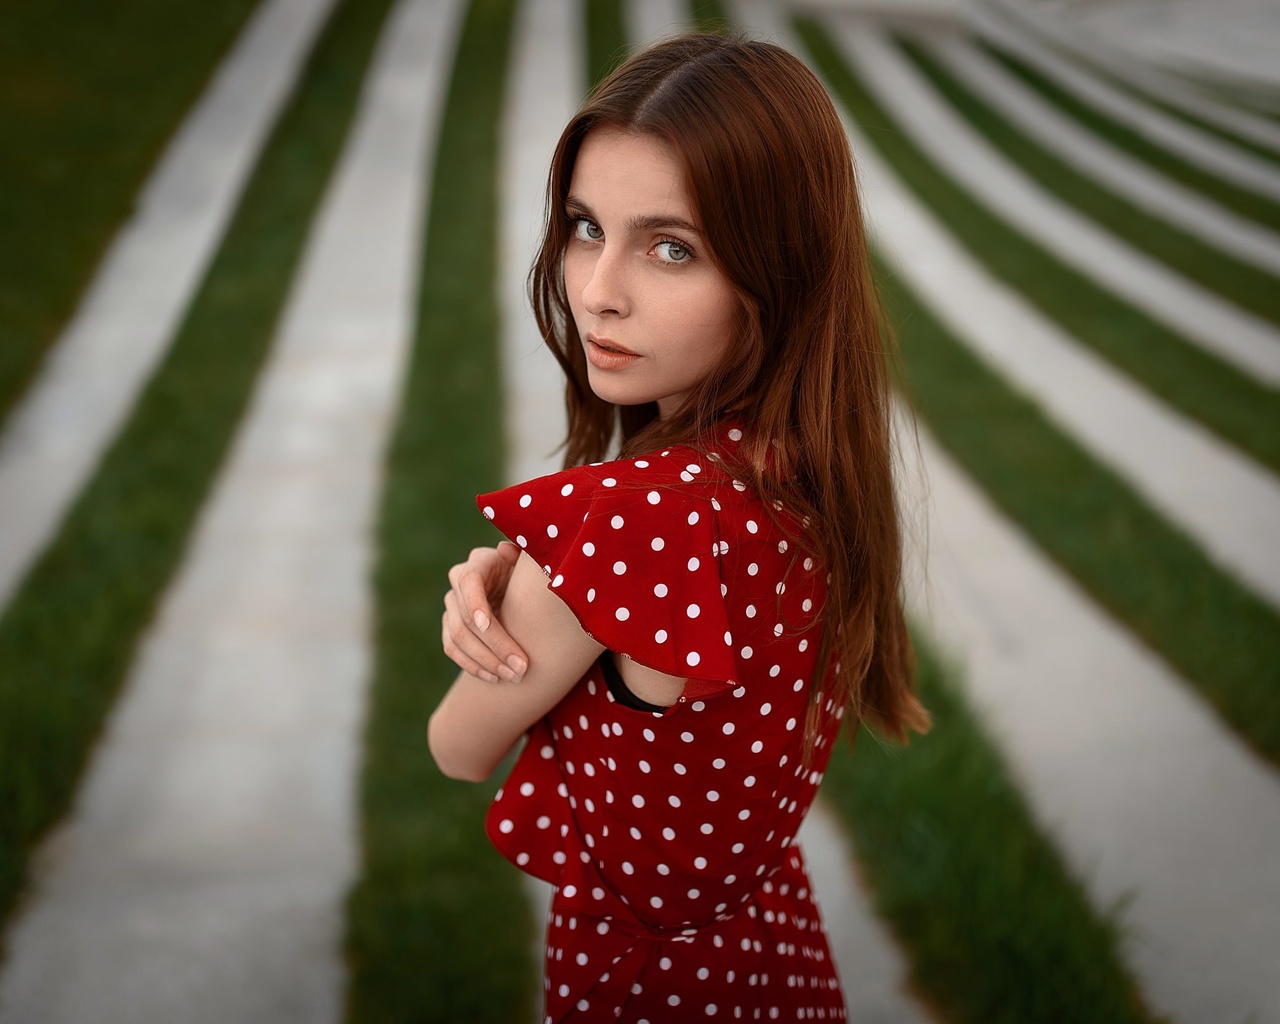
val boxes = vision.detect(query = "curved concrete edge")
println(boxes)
[837,83,1280,609]
[897,412,1280,1024]
[925,34,1280,274]
[993,0,1280,146]
[0,1,464,1020]
[968,0,1280,202]
[0,0,341,617]
[832,21,1280,387]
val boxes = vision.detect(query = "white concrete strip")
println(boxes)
[968,1,1280,203]
[898,419,1280,1024]
[627,0,689,49]
[0,1,461,1021]
[837,82,1280,609]
[0,0,339,616]
[994,0,1280,155]
[927,34,1280,275]
[833,22,1280,387]
[797,803,931,1024]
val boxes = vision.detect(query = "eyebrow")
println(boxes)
[565,195,702,235]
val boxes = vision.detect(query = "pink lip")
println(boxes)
[587,334,637,356]
[586,336,641,371]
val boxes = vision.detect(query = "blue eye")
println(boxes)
[655,239,692,263]
[573,218,603,241]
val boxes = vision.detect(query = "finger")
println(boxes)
[444,594,513,679]
[442,612,498,682]
[496,540,521,564]
[455,572,528,672]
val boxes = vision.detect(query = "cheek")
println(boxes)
[562,251,588,323]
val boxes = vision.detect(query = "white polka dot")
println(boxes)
[541,745,554,758]
[660,956,673,970]
[697,967,710,980]
[786,717,797,730]
[587,588,596,602]
[712,758,725,769]
[636,460,649,468]
[774,623,784,637]
[669,795,681,808]
[482,505,495,519]
[688,511,700,526]
[674,763,687,774]
[603,477,617,487]
[732,842,745,854]
[700,823,714,835]
[804,557,814,570]
[655,629,668,643]
[760,703,772,715]
[547,524,559,538]
[733,480,746,492]
[611,515,624,529]
[516,535,528,548]
[681,471,694,482]
[746,520,758,534]
[663,827,676,840]
[744,775,756,787]
[536,815,551,828]
[745,604,757,618]
[520,782,534,796]
[582,541,595,556]
[516,852,529,865]
[681,731,694,743]
[722,722,735,735]
[794,678,806,692]
[751,740,764,753]
[695,856,708,869]
[647,490,661,504]
[668,995,681,1007]
[688,888,701,899]
[748,562,759,576]
[778,540,788,553]
[651,537,665,551]
[562,885,577,897]
[632,794,645,808]
[498,819,513,833]
[643,728,656,742]
[687,557,700,572]
[724,631,732,645]
[551,574,564,587]
[615,607,630,621]
[613,560,627,575]
[623,861,634,874]
[654,582,668,597]
[686,463,702,475]
[686,651,701,667]
[707,790,720,801]
[519,494,532,508]
[741,646,753,658]
[687,603,700,618]
[729,428,743,441]
[692,700,706,711]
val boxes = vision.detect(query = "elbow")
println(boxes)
[427,710,493,783]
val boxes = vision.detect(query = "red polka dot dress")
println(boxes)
[477,424,848,1022]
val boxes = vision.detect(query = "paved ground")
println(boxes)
[1,0,1278,1021]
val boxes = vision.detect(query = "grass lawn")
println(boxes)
[0,0,261,432]
[824,633,1161,1023]
[0,0,393,954]
[585,0,629,88]
[341,1,535,1020]
[897,36,1280,330]
[793,18,1280,476]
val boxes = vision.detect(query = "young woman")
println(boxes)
[429,33,930,1022]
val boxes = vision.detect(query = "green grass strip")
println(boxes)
[585,0,629,88]
[979,40,1280,226]
[690,0,729,33]
[874,247,1280,764]
[0,0,394,951]
[897,36,1280,330]
[794,16,1280,475]
[341,0,533,1020]
[823,634,1160,1023]
[0,0,260,432]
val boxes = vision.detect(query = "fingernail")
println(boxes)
[473,610,489,631]
[497,664,517,681]
[479,670,496,683]
[507,656,527,675]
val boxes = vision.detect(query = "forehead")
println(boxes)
[569,129,694,220]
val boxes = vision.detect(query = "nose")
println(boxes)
[580,242,628,318]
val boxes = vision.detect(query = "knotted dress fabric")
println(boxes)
[478,427,848,1022]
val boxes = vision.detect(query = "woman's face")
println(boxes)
[562,128,739,418]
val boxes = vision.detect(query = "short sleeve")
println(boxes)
[477,457,739,691]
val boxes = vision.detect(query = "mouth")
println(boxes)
[587,335,637,356]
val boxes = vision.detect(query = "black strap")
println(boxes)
[598,653,669,714]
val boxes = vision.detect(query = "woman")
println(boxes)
[429,33,929,1022]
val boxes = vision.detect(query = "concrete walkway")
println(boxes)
[0,0,338,616]
[0,0,460,1020]
[992,0,1280,152]
[925,33,1280,275]
[969,1,1280,202]
[838,22,1280,387]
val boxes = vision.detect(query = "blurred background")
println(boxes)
[0,0,1277,1021]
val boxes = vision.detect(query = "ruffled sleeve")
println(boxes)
[477,455,740,692]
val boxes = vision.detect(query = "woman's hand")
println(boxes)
[441,542,529,683]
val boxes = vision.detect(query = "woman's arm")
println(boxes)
[428,551,604,781]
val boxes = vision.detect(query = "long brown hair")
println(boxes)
[530,33,930,744]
